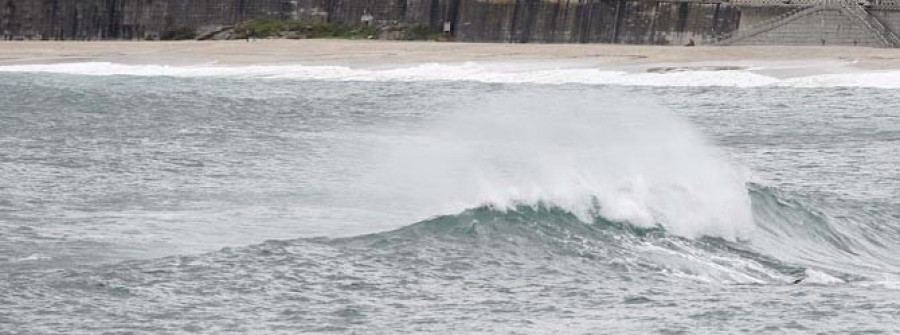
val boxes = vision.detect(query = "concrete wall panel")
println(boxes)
[0,0,893,47]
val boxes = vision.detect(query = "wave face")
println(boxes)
[343,204,806,284]
[4,202,899,334]
[748,185,900,281]
[3,61,900,88]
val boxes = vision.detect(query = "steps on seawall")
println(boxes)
[836,0,900,47]
[715,0,900,47]
[714,4,824,46]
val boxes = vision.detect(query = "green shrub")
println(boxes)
[296,21,377,39]
[160,26,196,40]
[239,19,377,39]
[241,19,285,38]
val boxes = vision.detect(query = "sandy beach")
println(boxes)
[2,40,900,71]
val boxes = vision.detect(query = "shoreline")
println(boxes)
[2,40,900,71]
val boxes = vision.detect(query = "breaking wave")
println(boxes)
[315,182,895,287]
[329,89,900,284]
[330,178,900,287]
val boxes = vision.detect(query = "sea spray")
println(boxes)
[355,90,754,240]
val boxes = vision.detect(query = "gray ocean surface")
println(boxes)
[1,70,900,334]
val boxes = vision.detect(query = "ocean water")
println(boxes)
[1,62,900,334]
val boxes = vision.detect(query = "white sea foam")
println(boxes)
[802,269,846,285]
[781,71,900,88]
[3,61,900,88]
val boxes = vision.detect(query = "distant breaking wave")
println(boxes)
[3,61,900,88]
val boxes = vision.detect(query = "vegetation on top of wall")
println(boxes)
[238,19,379,39]
[160,26,197,40]
[239,19,285,38]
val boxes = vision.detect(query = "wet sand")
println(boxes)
[2,40,900,71]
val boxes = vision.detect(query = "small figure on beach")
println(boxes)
[246,28,257,42]
[685,39,695,47]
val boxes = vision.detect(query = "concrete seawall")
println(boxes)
[454,0,739,45]
[1,0,898,47]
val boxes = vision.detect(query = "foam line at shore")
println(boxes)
[2,61,900,88]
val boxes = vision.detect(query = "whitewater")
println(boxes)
[4,60,900,87]
[1,61,900,334]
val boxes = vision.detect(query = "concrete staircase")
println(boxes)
[715,0,900,47]
[836,0,900,47]
[714,4,823,45]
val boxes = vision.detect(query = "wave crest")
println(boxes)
[352,91,754,240]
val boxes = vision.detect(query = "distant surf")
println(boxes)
[2,61,900,88]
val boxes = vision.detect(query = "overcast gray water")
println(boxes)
[1,66,899,334]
